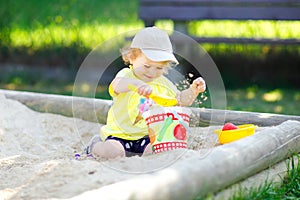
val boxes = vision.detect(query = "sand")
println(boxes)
[0,92,221,200]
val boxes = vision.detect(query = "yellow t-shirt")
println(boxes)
[100,67,179,141]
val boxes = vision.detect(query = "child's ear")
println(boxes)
[129,55,137,65]
[129,58,133,64]
[128,53,135,64]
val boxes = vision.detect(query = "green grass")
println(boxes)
[228,155,300,200]
[226,86,300,115]
[1,1,300,51]
[2,0,139,27]
[189,20,300,39]
[0,0,143,55]
[5,20,300,50]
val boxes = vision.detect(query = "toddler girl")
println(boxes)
[86,27,206,159]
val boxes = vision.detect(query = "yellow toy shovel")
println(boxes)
[128,84,178,106]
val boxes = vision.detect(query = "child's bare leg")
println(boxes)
[92,140,125,159]
[142,143,153,156]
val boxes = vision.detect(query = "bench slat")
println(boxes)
[140,6,300,21]
[139,0,300,44]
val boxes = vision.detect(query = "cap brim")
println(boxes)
[141,49,179,65]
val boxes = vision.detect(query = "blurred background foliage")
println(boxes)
[0,0,300,115]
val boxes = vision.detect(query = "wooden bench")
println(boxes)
[139,0,300,45]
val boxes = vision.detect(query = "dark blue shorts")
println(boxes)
[106,135,151,157]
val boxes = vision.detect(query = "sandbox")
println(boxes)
[1,89,300,200]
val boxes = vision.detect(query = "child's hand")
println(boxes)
[137,84,153,97]
[191,77,206,95]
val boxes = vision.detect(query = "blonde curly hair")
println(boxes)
[120,47,142,65]
[120,47,172,74]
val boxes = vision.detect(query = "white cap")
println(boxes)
[130,27,179,64]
